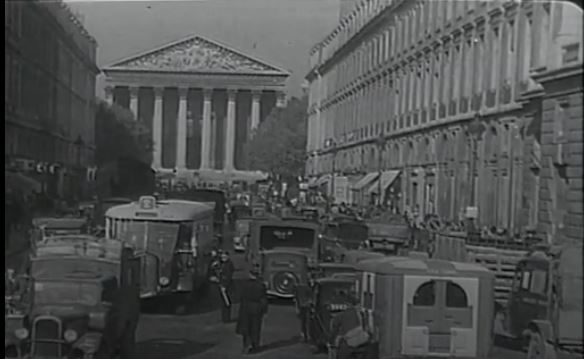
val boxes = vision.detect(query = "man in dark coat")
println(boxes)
[294,279,313,342]
[236,267,268,354]
[218,251,235,323]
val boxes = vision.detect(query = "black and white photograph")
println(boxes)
[4,0,583,358]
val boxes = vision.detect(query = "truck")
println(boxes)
[5,235,141,359]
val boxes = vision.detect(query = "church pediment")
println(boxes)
[104,35,290,76]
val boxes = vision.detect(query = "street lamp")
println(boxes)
[329,139,337,208]
[467,112,485,224]
[375,131,387,208]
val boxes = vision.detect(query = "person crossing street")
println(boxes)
[236,266,268,354]
[217,251,235,323]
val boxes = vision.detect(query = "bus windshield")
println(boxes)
[113,220,191,252]
[259,226,315,250]
[34,281,102,306]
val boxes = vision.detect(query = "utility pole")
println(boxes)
[468,112,485,229]
[329,139,337,210]
[375,131,386,208]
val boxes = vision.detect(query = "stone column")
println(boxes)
[224,89,237,171]
[129,86,139,120]
[152,87,164,169]
[105,86,114,105]
[176,87,188,170]
[250,90,261,137]
[200,89,213,170]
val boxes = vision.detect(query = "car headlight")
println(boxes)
[159,277,170,286]
[14,328,29,340]
[64,329,78,343]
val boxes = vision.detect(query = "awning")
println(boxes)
[307,177,319,188]
[314,174,332,187]
[367,170,401,195]
[352,172,379,191]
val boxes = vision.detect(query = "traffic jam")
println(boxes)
[4,188,583,359]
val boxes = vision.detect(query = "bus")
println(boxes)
[105,196,216,299]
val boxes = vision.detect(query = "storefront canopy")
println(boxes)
[352,172,379,191]
[314,174,332,187]
[367,170,401,195]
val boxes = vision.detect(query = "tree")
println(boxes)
[244,96,307,181]
[94,101,153,165]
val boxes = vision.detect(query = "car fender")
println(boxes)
[72,332,104,355]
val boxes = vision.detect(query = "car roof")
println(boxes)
[316,276,356,285]
[357,255,492,276]
[32,217,88,229]
[105,199,214,221]
[256,219,320,230]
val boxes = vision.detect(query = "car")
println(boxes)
[6,238,141,359]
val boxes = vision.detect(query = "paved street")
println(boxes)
[134,249,527,359]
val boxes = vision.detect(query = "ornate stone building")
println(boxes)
[306,0,582,239]
[5,0,99,198]
[103,35,289,181]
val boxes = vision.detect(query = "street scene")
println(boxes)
[5,1,583,359]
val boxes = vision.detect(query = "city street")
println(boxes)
[135,251,526,359]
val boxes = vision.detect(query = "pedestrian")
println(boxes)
[236,266,268,354]
[293,278,313,342]
[218,251,235,323]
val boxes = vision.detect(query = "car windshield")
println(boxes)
[319,282,355,305]
[259,226,315,250]
[337,222,368,249]
[34,281,101,306]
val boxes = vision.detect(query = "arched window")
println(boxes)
[446,282,468,308]
[413,280,436,306]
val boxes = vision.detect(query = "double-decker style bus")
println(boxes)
[105,196,216,299]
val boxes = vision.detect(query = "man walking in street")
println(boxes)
[218,251,235,323]
[236,266,268,354]
[294,277,313,342]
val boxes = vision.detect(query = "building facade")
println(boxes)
[306,0,582,238]
[5,0,99,198]
[103,35,289,181]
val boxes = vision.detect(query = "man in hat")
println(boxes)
[236,265,268,354]
[294,275,314,342]
[218,251,235,323]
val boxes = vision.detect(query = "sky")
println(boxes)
[66,0,341,98]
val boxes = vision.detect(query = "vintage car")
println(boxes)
[105,196,216,299]
[354,255,495,359]
[246,219,321,298]
[363,220,412,255]
[308,274,359,352]
[6,237,141,359]
[499,243,583,359]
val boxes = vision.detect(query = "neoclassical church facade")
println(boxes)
[103,34,290,182]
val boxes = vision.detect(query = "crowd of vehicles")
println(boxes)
[5,184,583,359]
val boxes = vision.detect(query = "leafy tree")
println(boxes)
[94,101,153,165]
[244,96,307,181]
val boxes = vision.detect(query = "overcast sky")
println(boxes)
[66,0,340,98]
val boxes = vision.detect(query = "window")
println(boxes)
[521,270,531,290]
[413,280,436,306]
[530,269,548,296]
[446,282,468,307]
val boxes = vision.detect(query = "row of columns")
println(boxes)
[105,86,263,171]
